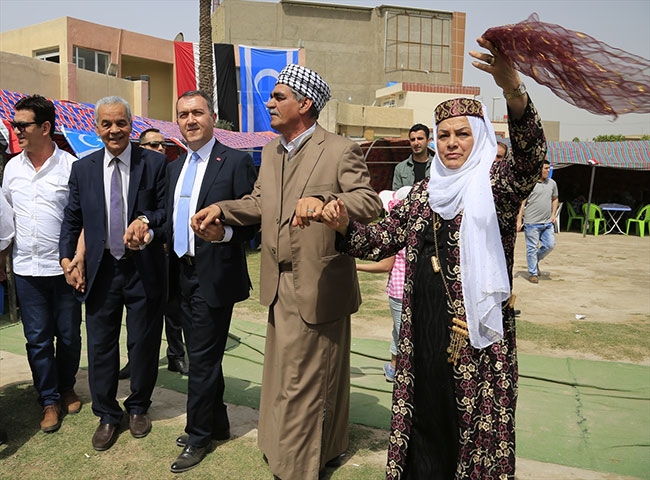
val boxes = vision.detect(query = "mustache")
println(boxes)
[268,109,279,116]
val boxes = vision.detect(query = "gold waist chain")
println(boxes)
[430,214,469,366]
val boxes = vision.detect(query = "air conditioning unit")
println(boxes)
[106,63,118,76]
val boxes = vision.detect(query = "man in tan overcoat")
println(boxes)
[191,64,381,479]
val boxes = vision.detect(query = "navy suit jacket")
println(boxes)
[59,146,167,303]
[166,140,257,308]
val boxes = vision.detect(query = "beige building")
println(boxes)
[0,17,175,120]
[214,0,467,133]
[0,4,559,141]
[372,81,560,141]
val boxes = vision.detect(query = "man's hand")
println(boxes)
[321,198,350,235]
[124,218,151,250]
[61,258,85,293]
[191,204,224,242]
[292,197,324,229]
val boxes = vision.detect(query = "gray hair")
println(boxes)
[289,87,318,120]
[94,96,132,125]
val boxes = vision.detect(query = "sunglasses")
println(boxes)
[142,141,164,148]
[10,121,39,132]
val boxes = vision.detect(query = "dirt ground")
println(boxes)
[1,230,647,479]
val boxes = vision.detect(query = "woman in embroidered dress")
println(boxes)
[321,37,546,479]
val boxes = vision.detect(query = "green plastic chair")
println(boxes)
[565,202,585,232]
[582,203,606,236]
[625,204,650,237]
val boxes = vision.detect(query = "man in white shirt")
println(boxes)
[1,95,82,433]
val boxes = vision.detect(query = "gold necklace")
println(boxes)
[430,213,469,366]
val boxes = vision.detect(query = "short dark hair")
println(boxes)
[14,94,56,139]
[409,123,430,139]
[177,90,214,115]
[543,160,551,165]
[139,128,161,143]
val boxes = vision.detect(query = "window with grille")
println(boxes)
[385,12,452,74]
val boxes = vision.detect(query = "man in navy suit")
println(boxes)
[164,90,256,473]
[59,96,166,452]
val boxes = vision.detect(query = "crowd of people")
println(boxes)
[1,36,547,479]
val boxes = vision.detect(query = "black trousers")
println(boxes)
[178,261,233,447]
[85,251,163,424]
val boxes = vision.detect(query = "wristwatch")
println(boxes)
[503,83,526,100]
[137,215,150,225]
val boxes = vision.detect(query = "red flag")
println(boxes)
[0,119,21,154]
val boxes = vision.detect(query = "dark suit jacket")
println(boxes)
[166,140,257,308]
[59,146,167,302]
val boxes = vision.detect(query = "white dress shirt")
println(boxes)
[173,138,232,256]
[0,191,14,251]
[2,143,76,276]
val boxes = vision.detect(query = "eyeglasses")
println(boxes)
[141,141,164,148]
[10,121,39,132]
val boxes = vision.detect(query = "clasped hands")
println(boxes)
[189,196,341,241]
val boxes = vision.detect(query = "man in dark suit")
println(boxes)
[59,96,166,452]
[165,90,256,473]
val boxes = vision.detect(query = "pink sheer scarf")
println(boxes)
[483,13,650,118]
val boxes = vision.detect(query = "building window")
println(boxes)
[385,12,451,74]
[73,46,110,74]
[34,47,60,63]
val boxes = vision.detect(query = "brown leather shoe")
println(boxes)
[528,275,539,284]
[40,404,62,433]
[61,389,82,414]
[129,413,152,438]
[92,423,119,451]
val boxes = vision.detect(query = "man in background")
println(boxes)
[1,95,82,433]
[392,123,434,189]
[495,136,508,162]
[517,160,559,284]
[139,128,166,154]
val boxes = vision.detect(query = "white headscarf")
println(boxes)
[426,101,510,349]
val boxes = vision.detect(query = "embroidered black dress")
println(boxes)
[339,99,547,480]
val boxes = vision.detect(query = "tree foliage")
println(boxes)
[198,0,214,106]
[216,119,234,131]
[593,134,629,142]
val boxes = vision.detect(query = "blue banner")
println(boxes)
[239,46,298,132]
[59,126,103,158]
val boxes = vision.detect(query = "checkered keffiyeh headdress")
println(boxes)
[276,64,331,112]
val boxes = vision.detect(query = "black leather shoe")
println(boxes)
[176,427,229,447]
[129,413,152,438]
[168,358,189,375]
[118,362,131,380]
[170,444,208,473]
[92,423,119,451]
[325,452,347,469]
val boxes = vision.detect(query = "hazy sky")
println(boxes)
[1,0,649,140]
